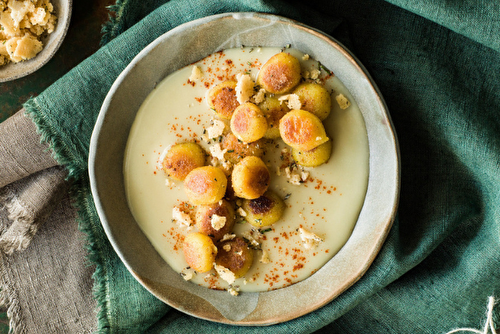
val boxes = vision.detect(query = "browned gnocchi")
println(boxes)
[221,133,265,164]
[162,142,206,181]
[184,166,227,205]
[292,82,332,121]
[258,96,289,139]
[279,109,329,151]
[215,237,254,278]
[242,190,285,228]
[230,103,268,143]
[231,156,270,199]
[195,199,235,241]
[292,140,332,167]
[206,80,240,119]
[257,52,301,94]
[183,232,218,273]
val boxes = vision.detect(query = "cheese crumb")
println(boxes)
[223,244,231,252]
[336,94,351,110]
[252,88,266,104]
[180,267,196,281]
[237,207,247,217]
[206,119,225,138]
[214,264,236,285]
[235,73,255,104]
[302,54,310,60]
[0,0,57,65]
[210,214,226,231]
[189,65,202,81]
[278,94,302,110]
[298,228,324,249]
[172,207,193,229]
[209,143,227,160]
[310,69,321,80]
[228,286,240,296]
[242,230,261,248]
[285,166,305,186]
[220,233,236,242]
[260,249,271,264]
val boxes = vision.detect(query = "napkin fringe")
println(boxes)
[0,255,24,334]
[23,99,85,181]
[101,0,130,46]
[71,179,111,333]
[23,100,111,332]
[0,186,39,254]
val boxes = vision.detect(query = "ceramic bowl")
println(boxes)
[89,12,400,325]
[0,0,72,82]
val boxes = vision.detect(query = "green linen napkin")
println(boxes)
[24,0,499,333]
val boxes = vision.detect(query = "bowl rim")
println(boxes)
[90,12,400,326]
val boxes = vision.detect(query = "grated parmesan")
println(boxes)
[210,214,226,231]
[214,264,236,285]
[206,119,225,139]
[278,94,302,110]
[172,207,193,229]
[235,73,255,104]
[189,65,202,81]
[298,228,324,249]
[336,94,351,110]
[209,143,227,160]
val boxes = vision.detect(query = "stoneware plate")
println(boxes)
[0,0,72,82]
[89,12,400,325]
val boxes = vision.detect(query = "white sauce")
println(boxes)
[124,47,369,292]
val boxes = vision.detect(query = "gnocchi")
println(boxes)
[184,166,227,205]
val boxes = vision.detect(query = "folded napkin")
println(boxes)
[1,0,499,333]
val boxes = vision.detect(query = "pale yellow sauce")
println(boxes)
[124,47,369,292]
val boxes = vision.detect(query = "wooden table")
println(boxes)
[0,0,114,331]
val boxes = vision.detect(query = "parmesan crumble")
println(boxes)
[189,65,202,81]
[336,94,351,110]
[298,228,324,249]
[278,94,302,110]
[214,264,236,285]
[252,88,266,104]
[206,119,225,139]
[209,143,227,161]
[235,73,255,104]
[260,249,271,264]
[172,207,193,229]
[210,214,226,231]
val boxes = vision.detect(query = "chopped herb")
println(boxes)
[318,61,333,75]
[249,47,254,53]
[284,193,291,200]
[227,149,234,153]
[247,61,252,66]
[260,228,272,234]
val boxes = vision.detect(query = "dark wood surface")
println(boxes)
[0,1,115,332]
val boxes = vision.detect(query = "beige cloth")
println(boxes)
[0,110,97,333]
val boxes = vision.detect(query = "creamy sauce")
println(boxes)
[124,47,369,292]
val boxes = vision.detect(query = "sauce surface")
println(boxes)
[124,47,369,292]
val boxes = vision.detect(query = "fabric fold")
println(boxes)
[1,0,498,333]
[0,166,68,254]
[0,110,58,189]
